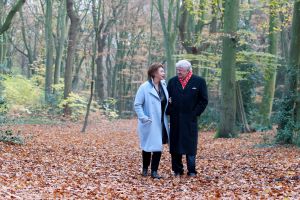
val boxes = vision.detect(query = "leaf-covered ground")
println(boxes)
[1,116,300,199]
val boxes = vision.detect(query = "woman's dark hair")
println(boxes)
[147,62,164,80]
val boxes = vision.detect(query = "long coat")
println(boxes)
[134,80,170,152]
[167,75,208,155]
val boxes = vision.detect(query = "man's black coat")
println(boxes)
[167,74,208,155]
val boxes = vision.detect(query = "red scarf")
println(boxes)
[179,71,193,89]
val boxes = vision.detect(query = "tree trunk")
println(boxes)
[210,0,218,33]
[0,0,26,35]
[289,1,300,122]
[259,0,278,128]
[54,0,67,86]
[0,33,7,74]
[45,0,54,103]
[19,9,34,78]
[72,53,85,91]
[106,34,113,97]
[178,0,211,75]
[94,1,124,101]
[236,81,251,133]
[1,0,25,74]
[82,81,94,133]
[277,0,300,143]
[147,0,154,66]
[156,0,180,78]
[64,0,80,115]
[217,0,239,138]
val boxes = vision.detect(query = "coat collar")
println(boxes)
[147,79,168,100]
[175,75,194,92]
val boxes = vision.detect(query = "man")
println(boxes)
[167,60,208,177]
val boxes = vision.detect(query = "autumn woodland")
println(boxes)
[1,0,300,199]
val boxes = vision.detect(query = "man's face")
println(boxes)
[176,67,189,79]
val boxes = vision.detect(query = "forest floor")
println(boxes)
[0,114,300,199]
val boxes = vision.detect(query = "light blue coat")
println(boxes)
[134,80,170,152]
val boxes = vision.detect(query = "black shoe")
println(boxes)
[142,168,148,176]
[151,171,162,179]
[187,172,197,177]
[174,171,184,177]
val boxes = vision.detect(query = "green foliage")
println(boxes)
[214,129,237,139]
[51,83,65,105]
[59,92,88,121]
[0,129,24,145]
[0,96,9,114]
[0,98,9,124]
[2,75,43,111]
[253,132,276,148]
[274,94,300,146]
[198,106,218,131]
[102,98,119,120]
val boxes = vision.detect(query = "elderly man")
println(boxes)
[167,60,208,177]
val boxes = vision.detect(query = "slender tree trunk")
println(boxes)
[0,33,7,74]
[19,10,34,78]
[1,0,25,73]
[82,81,94,133]
[64,0,80,115]
[178,0,210,75]
[217,0,239,138]
[95,1,124,101]
[45,0,54,103]
[106,33,113,97]
[0,0,26,35]
[259,0,278,128]
[54,0,67,86]
[72,53,85,91]
[157,0,180,78]
[147,0,154,66]
[210,0,218,33]
[236,81,251,133]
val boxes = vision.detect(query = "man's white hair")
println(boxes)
[175,60,192,71]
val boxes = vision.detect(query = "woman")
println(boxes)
[134,63,169,179]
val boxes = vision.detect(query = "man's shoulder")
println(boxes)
[191,74,206,83]
[168,76,178,83]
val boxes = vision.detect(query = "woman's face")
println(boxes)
[154,67,165,81]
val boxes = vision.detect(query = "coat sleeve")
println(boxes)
[194,78,208,116]
[134,85,151,123]
[166,80,172,115]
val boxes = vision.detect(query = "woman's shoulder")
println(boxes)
[139,81,152,90]
[160,79,167,86]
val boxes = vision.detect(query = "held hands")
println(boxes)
[168,97,172,104]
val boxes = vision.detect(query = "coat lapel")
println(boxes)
[175,75,194,92]
[161,80,169,100]
[175,77,184,92]
[183,75,194,91]
[150,87,160,99]
[146,80,159,99]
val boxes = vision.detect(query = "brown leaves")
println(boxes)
[0,120,300,199]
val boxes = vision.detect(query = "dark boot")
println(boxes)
[142,168,148,176]
[151,171,162,179]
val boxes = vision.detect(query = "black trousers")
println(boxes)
[142,150,162,171]
[171,153,196,174]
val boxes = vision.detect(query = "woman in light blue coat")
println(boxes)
[134,63,169,179]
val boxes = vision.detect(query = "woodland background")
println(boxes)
[0,0,300,198]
